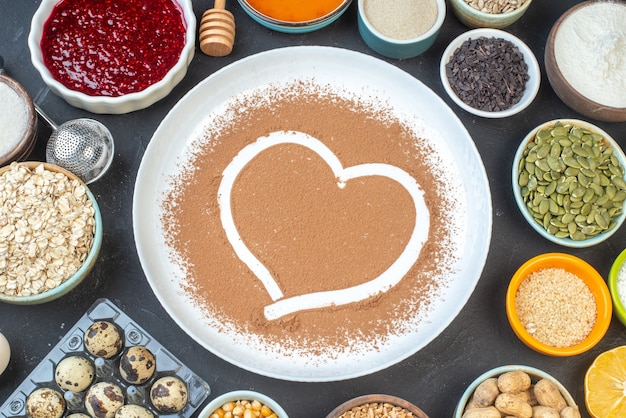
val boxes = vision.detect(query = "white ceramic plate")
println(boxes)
[133,46,492,381]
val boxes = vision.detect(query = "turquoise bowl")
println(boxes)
[237,0,352,34]
[357,0,446,59]
[0,162,103,305]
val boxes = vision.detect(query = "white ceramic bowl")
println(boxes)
[512,119,626,248]
[440,28,540,118]
[28,0,196,114]
[198,390,289,418]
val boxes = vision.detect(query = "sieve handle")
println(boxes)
[33,103,59,131]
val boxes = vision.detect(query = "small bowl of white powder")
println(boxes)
[545,1,626,123]
[608,248,626,328]
[357,0,446,59]
[0,71,37,166]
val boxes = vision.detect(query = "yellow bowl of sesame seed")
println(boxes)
[0,161,102,305]
[506,252,612,356]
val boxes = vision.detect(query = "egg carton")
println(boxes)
[0,298,211,418]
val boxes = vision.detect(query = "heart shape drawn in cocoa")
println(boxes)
[218,131,430,320]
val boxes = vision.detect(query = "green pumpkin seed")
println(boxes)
[572,145,589,157]
[596,212,609,229]
[614,177,626,190]
[519,171,529,187]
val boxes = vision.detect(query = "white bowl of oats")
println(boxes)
[0,162,102,304]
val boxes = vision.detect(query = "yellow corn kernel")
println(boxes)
[260,405,273,417]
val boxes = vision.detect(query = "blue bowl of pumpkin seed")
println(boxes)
[512,119,626,247]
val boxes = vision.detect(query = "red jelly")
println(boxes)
[41,0,187,97]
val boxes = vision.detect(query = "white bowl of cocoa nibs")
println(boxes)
[440,28,540,118]
[450,0,532,29]
[0,161,102,305]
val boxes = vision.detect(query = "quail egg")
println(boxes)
[67,414,91,418]
[26,387,65,418]
[119,345,156,385]
[55,355,95,392]
[114,405,154,418]
[150,376,188,413]
[84,381,124,418]
[84,321,123,359]
[0,331,9,376]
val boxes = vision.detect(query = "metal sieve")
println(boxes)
[0,55,114,184]
[38,105,115,184]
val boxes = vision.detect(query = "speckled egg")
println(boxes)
[114,405,154,418]
[26,387,65,418]
[119,346,156,385]
[67,414,91,418]
[84,381,124,418]
[84,321,123,359]
[150,376,188,413]
[55,356,95,392]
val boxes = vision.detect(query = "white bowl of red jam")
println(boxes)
[28,0,196,114]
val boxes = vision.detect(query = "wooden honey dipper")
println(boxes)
[199,0,235,57]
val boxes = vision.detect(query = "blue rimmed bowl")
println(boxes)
[0,162,102,305]
[237,0,352,33]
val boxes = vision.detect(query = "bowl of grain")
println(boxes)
[449,0,532,29]
[545,1,626,123]
[237,0,352,33]
[454,365,580,418]
[505,253,612,357]
[440,28,540,118]
[0,68,37,166]
[0,162,102,305]
[198,390,288,418]
[357,0,446,59]
[28,0,196,114]
[608,247,626,328]
[512,119,626,247]
[326,394,429,418]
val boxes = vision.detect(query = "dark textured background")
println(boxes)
[1,1,625,417]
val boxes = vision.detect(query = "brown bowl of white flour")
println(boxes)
[0,71,37,166]
[545,1,626,122]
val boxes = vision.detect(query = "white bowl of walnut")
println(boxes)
[0,162,102,304]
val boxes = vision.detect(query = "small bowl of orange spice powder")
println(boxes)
[506,252,612,356]
[237,0,352,33]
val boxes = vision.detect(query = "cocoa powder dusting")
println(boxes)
[161,81,460,358]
